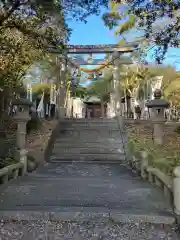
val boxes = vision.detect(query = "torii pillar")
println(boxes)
[108,52,122,117]
[113,52,122,115]
[56,52,67,119]
[110,51,132,130]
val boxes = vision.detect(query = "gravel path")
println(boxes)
[0,221,179,239]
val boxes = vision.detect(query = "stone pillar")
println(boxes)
[87,110,91,119]
[12,98,31,175]
[153,121,165,145]
[57,52,67,119]
[65,90,72,117]
[146,89,169,145]
[112,51,126,131]
[112,52,120,117]
[173,166,180,222]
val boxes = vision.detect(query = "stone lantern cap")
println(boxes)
[146,89,170,108]
[12,98,32,107]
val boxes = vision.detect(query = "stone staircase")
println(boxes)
[0,118,178,239]
[51,118,127,163]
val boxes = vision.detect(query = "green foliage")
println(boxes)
[32,83,51,95]
[0,28,44,91]
[103,2,137,43]
[61,0,108,22]
[71,86,87,98]
[0,154,17,169]
[86,69,112,102]
[0,0,69,104]
[114,15,136,36]
[119,64,178,102]
[128,134,180,176]
[0,138,17,169]
[103,0,180,60]
[1,0,109,28]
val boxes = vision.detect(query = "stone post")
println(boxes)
[146,89,169,145]
[57,52,67,119]
[173,166,180,222]
[112,52,121,117]
[115,55,126,132]
[140,151,148,179]
[12,98,32,175]
[112,53,133,131]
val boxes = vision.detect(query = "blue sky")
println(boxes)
[68,13,118,65]
[68,14,180,71]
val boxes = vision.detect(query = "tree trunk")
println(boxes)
[127,98,132,118]
[100,101,105,118]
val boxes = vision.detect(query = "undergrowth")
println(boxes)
[128,133,180,176]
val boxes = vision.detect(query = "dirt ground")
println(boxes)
[27,119,58,151]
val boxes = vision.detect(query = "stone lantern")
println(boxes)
[146,89,169,145]
[12,98,32,175]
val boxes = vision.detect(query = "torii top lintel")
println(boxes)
[66,44,137,54]
[49,43,138,54]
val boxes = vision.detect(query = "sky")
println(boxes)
[68,13,118,66]
[68,13,180,71]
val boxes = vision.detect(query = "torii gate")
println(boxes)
[53,43,138,120]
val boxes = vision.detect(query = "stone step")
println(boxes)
[30,164,136,180]
[32,162,130,177]
[62,124,119,128]
[57,135,122,140]
[61,119,117,122]
[61,121,118,124]
[53,146,124,150]
[52,147,124,154]
[50,153,126,162]
[61,119,117,121]
[52,144,124,154]
[0,209,175,225]
[0,171,173,225]
[49,159,127,164]
[54,141,124,146]
[55,137,124,141]
[59,129,120,136]
[59,128,120,132]
[60,121,118,125]
[53,143,124,148]
[54,139,124,144]
[56,136,124,140]
[62,141,123,145]
[53,144,125,149]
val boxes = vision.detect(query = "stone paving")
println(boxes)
[0,162,177,239]
[0,119,178,239]
[0,163,173,216]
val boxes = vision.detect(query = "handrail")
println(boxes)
[146,167,172,191]
[128,141,174,206]
[0,163,24,184]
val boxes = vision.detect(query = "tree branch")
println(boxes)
[0,0,22,26]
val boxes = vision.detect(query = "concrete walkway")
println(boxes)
[0,119,178,239]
